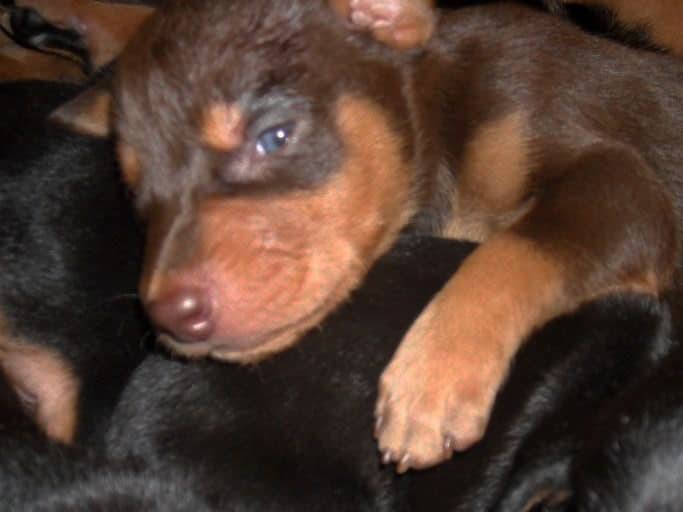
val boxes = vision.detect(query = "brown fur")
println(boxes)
[65,0,683,472]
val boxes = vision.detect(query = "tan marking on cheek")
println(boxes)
[201,102,244,152]
[444,111,533,242]
[330,95,417,256]
[0,316,79,443]
[117,141,141,189]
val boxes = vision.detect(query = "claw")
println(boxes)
[374,415,383,438]
[443,435,455,457]
[396,453,411,474]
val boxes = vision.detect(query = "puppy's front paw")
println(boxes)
[374,304,504,472]
[348,0,435,49]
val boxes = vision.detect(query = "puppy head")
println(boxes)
[109,0,430,362]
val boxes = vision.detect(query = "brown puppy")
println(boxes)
[66,0,682,472]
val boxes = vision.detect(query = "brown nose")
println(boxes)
[146,287,215,343]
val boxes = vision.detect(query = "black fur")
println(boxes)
[106,235,673,510]
[0,81,147,442]
[570,340,683,511]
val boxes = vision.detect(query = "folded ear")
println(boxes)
[329,0,436,49]
[49,82,112,137]
[0,339,80,444]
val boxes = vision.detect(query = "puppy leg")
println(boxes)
[375,145,677,471]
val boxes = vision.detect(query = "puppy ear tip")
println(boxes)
[49,85,113,138]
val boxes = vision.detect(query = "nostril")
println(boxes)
[147,287,215,343]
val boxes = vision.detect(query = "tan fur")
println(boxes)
[200,103,245,153]
[377,233,569,470]
[443,111,534,242]
[0,316,79,443]
[117,141,141,189]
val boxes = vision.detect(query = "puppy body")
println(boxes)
[111,0,683,470]
[0,369,210,512]
[569,337,683,511]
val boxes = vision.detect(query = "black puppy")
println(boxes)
[477,298,671,512]
[0,80,218,510]
[0,80,147,443]
[106,235,672,511]
[566,334,683,511]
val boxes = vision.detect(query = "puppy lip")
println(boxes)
[157,333,214,359]
[207,331,277,361]
[207,320,306,362]
[157,330,272,360]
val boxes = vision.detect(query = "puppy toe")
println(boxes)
[375,386,454,471]
[347,0,434,48]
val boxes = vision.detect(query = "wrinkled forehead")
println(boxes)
[113,0,339,122]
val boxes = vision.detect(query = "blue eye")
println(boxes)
[255,122,295,156]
